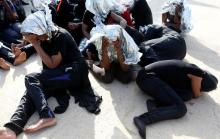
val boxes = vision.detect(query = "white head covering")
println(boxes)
[88,24,142,65]
[86,0,126,22]
[162,0,193,33]
[21,0,58,38]
[31,0,51,11]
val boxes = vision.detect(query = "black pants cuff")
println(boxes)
[4,122,23,135]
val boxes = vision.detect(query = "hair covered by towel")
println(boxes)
[21,0,58,38]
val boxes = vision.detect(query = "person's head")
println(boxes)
[201,71,218,92]
[20,5,57,44]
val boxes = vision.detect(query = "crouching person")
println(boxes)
[0,5,100,139]
[83,25,142,84]
[134,60,218,139]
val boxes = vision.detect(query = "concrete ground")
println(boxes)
[0,0,220,139]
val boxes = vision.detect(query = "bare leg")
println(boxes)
[24,118,57,133]
[0,58,10,70]
[0,127,16,139]
[13,52,26,66]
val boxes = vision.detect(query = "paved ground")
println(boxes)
[0,0,220,139]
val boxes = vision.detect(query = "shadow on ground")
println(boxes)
[185,35,220,71]
[98,79,220,139]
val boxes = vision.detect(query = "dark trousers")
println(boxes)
[91,62,133,84]
[0,44,15,64]
[0,43,36,64]
[20,44,36,59]
[4,60,92,135]
[135,70,191,124]
[125,26,145,46]
[0,23,22,44]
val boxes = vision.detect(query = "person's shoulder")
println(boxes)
[54,27,75,43]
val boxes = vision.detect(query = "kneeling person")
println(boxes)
[134,60,218,139]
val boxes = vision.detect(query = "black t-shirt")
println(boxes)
[82,10,111,32]
[56,0,86,28]
[144,60,205,90]
[41,27,83,69]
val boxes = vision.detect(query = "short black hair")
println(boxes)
[201,71,218,92]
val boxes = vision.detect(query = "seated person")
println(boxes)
[82,0,128,39]
[55,0,86,45]
[0,6,101,139]
[0,0,22,44]
[162,0,192,33]
[134,60,218,139]
[83,24,142,84]
[162,1,182,33]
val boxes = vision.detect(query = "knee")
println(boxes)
[136,69,146,82]
[175,104,187,118]
[24,73,39,86]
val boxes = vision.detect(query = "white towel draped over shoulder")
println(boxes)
[88,24,142,65]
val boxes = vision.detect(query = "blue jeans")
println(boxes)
[136,70,189,124]
[0,23,22,44]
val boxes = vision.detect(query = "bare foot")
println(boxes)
[0,127,16,139]
[13,52,26,66]
[11,47,22,58]
[0,58,10,70]
[24,118,57,133]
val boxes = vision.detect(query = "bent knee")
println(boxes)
[175,104,187,118]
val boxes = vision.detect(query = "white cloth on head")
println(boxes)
[31,0,51,10]
[21,8,57,38]
[162,0,193,33]
[87,24,142,65]
[85,0,126,23]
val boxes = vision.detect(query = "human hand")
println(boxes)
[113,38,121,50]
[11,42,23,48]
[102,36,109,49]
[31,39,41,48]
[11,44,22,57]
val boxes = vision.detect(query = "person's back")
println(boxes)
[144,60,204,90]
